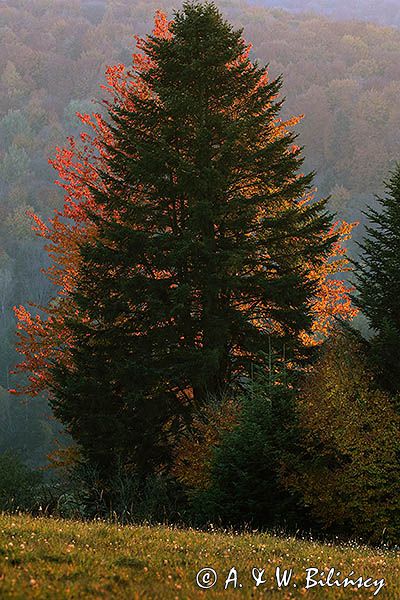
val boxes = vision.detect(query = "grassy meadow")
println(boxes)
[0,514,398,599]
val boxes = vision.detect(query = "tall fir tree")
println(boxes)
[15,2,345,478]
[355,164,400,393]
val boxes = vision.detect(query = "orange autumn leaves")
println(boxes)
[172,398,240,491]
[301,218,357,346]
[13,11,357,401]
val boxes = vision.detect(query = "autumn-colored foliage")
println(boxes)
[289,331,400,544]
[13,11,172,399]
[301,219,358,346]
[172,397,240,491]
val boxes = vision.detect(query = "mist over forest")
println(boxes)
[1,0,400,465]
[250,0,400,27]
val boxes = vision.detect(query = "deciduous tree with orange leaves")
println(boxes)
[14,2,356,480]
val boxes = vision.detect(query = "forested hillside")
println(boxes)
[250,0,400,27]
[2,0,400,464]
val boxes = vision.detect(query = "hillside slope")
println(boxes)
[0,514,398,598]
[249,0,400,27]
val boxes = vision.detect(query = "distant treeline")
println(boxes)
[249,0,400,27]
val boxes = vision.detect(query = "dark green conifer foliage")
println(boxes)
[191,368,306,530]
[51,2,335,476]
[355,165,400,393]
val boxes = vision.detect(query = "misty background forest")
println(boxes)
[250,0,400,27]
[1,0,400,467]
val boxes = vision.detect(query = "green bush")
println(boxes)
[192,369,307,530]
[55,460,187,523]
[0,452,43,512]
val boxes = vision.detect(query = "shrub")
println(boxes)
[0,452,43,512]
[55,460,187,523]
[290,331,400,544]
[191,369,306,530]
[172,396,240,492]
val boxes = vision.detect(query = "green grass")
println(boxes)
[0,513,398,598]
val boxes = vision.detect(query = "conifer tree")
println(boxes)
[15,3,349,477]
[355,164,400,393]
